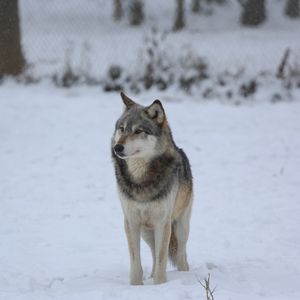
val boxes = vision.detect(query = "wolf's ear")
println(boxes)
[145,100,165,124]
[120,92,136,110]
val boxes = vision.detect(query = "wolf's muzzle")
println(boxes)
[114,144,124,157]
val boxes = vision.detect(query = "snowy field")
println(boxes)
[0,84,300,300]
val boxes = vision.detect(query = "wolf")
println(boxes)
[111,92,193,285]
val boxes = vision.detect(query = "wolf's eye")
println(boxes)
[119,126,124,132]
[134,129,143,134]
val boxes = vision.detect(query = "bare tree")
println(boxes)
[173,0,185,31]
[240,0,266,26]
[0,0,25,76]
[113,0,123,21]
[128,0,144,26]
[191,0,201,13]
[285,0,300,18]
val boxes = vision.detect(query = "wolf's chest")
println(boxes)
[119,185,178,228]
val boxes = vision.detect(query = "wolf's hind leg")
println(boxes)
[173,203,192,271]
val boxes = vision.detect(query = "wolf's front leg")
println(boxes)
[124,219,143,285]
[153,220,171,284]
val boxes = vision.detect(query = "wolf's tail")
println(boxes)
[168,222,178,266]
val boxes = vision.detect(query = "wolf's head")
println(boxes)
[112,92,171,160]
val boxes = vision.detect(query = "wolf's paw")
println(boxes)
[130,279,143,285]
[177,263,189,271]
[177,255,189,271]
[153,272,167,284]
[130,269,143,285]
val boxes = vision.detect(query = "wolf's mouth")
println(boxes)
[115,151,125,158]
[115,150,140,159]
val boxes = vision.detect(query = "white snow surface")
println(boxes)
[0,84,300,300]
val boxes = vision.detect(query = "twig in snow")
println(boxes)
[198,274,216,300]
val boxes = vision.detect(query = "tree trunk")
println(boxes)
[240,0,266,26]
[285,0,300,18]
[214,0,226,4]
[128,0,144,26]
[0,0,25,76]
[173,0,185,31]
[191,0,201,13]
[113,0,123,21]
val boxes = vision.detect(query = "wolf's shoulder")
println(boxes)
[175,147,192,183]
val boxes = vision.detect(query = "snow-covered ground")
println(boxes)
[0,84,300,300]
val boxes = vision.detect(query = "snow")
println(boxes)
[0,84,300,300]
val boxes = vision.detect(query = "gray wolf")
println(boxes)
[111,92,193,285]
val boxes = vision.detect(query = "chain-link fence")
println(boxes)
[11,1,300,100]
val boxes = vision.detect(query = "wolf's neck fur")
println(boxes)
[127,158,149,181]
[126,147,176,182]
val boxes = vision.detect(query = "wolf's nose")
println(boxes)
[114,144,124,154]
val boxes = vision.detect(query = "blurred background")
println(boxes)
[1,0,300,102]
